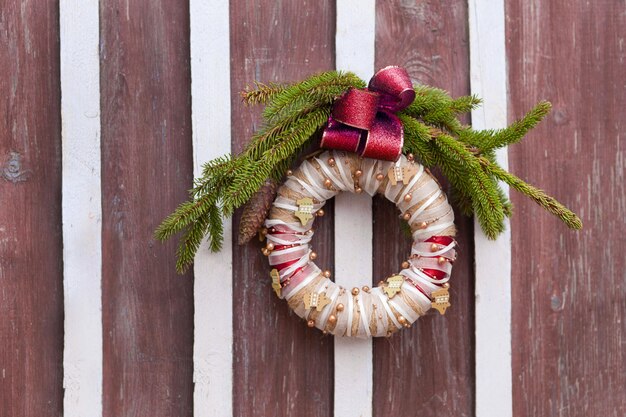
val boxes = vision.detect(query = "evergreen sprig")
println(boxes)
[156,70,582,273]
[240,81,287,105]
[155,71,362,272]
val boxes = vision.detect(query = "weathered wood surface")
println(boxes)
[0,2,64,416]
[373,1,475,416]
[507,0,626,416]
[230,1,336,416]
[99,1,194,416]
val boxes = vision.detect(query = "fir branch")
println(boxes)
[435,136,506,238]
[193,155,243,198]
[408,85,454,116]
[241,81,288,106]
[399,113,437,167]
[402,86,465,133]
[222,108,330,214]
[174,206,219,273]
[263,71,365,123]
[459,101,552,151]
[479,157,583,230]
[157,73,579,273]
[449,95,482,114]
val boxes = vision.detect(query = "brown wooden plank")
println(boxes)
[100,1,194,416]
[373,2,475,416]
[230,1,335,416]
[507,1,626,416]
[0,2,64,417]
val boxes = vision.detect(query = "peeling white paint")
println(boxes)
[469,1,513,416]
[334,1,376,416]
[60,1,103,416]
[190,1,233,416]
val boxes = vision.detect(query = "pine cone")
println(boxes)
[238,178,278,245]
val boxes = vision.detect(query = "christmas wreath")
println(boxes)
[156,66,581,338]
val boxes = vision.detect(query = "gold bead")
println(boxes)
[407,153,415,161]
[351,287,360,296]
[307,319,316,328]
[260,227,268,235]
[309,252,318,260]
[355,169,363,178]
[430,243,439,252]
[376,173,384,181]
[438,256,447,265]
[336,303,345,312]
[377,280,385,287]
[328,157,336,166]
[404,193,412,202]
[328,315,337,324]
[355,186,363,194]
[324,179,332,188]
[418,221,428,229]
[397,316,407,325]
[286,169,293,176]
[316,209,325,217]
[362,286,370,292]
[261,248,270,256]
[266,242,275,251]
[323,270,331,278]
[443,283,450,288]
[403,212,411,221]
[401,261,410,269]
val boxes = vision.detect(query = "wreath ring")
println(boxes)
[263,150,457,338]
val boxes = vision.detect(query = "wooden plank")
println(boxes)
[468,1,512,416]
[230,1,335,416]
[59,1,103,416]
[372,2,475,416]
[506,1,626,416]
[334,2,375,417]
[189,1,233,416]
[100,1,194,416]
[0,2,64,416]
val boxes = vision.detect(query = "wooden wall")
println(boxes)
[0,2,64,416]
[373,2,475,416]
[0,0,624,416]
[99,1,195,416]
[506,1,626,416]
[230,2,336,416]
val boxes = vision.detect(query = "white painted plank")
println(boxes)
[189,1,233,417]
[468,1,513,416]
[60,1,103,416]
[334,1,376,416]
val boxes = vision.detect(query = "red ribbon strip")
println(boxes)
[320,66,415,161]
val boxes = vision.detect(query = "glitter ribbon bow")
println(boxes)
[320,66,415,161]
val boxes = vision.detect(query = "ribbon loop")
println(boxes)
[321,66,415,161]
[331,88,380,130]
[368,66,415,112]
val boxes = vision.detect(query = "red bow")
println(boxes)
[320,66,415,161]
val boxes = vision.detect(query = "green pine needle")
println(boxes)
[155,70,581,273]
[479,157,583,230]
[241,81,287,106]
[263,71,365,122]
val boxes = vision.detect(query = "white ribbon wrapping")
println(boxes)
[264,151,456,338]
